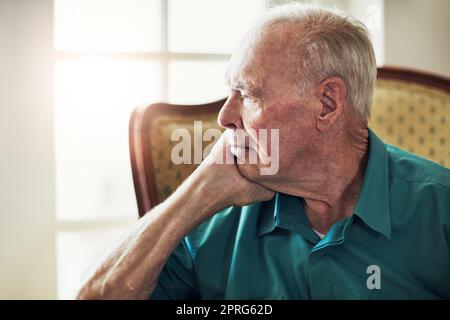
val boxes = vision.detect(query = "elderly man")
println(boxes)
[78,4,450,299]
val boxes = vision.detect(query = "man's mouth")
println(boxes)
[225,129,256,161]
[230,145,250,159]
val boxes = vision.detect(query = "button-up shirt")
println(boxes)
[151,129,450,299]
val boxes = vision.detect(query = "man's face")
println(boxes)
[218,35,321,183]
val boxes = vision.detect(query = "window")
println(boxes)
[54,0,265,299]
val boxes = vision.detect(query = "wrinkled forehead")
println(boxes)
[225,41,265,92]
[226,22,304,93]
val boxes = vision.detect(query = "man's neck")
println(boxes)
[270,126,369,234]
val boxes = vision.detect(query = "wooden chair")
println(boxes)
[129,67,450,216]
[129,99,225,216]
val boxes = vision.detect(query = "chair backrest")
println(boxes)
[369,67,450,168]
[129,99,225,216]
[130,67,450,216]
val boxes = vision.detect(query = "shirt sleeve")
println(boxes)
[149,238,200,300]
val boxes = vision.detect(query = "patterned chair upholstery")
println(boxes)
[149,114,223,203]
[130,67,450,216]
[369,67,450,168]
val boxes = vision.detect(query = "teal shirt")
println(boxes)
[151,129,450,299]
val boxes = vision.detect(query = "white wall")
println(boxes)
[0,0,56,299]
[384,0,450,77]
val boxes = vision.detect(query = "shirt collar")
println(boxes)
[257,128,391,240]
[257,192,319,242]
[353,128,392,239]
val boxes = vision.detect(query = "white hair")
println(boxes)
[249,3,377,119]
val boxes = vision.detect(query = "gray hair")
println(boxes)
[251,3,377,119]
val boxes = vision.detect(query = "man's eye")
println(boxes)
[241,93,255,102]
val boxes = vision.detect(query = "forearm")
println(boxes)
[76,175,223,300]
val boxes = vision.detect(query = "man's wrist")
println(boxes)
[179,172,230,222]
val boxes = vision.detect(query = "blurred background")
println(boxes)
[0,0,449,299]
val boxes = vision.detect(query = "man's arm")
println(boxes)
[76,134,273,299]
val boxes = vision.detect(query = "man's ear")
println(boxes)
[316,76,347,131]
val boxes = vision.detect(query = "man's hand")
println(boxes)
[191,130,274,211]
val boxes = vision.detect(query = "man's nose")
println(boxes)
[217,92,243,130]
